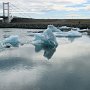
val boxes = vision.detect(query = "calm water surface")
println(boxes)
[0,28,90,90]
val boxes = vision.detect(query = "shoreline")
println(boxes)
[0,18,90,29]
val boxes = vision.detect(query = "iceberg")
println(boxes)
[0,35,20,51]
[3,35,20,47]
[47,25,61,32]
[27,25,60,36]
[32,25,58,47]
[67,30,82,37]
[54,29,82,37]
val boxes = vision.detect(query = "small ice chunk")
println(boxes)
[71,28,80,31]
[3,35,20,47]
[59,26,71,30]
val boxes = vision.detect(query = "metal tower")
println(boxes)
[3,2,10,23]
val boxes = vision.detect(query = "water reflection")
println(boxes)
[0,28,90,90]
[44,47,56,59]
[35,45,57,59]
[67,37,80,43]
[0,57,32,71]
[67,37,76,42]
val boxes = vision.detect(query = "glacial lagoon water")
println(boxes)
[0,28,90,90]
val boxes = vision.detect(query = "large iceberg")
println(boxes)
[32,25,58,47]
[3,35,20,47]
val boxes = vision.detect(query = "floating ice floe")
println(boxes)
[67,30,82,37]
[54,26,82,37]
[0,35,20,51]
[71,27,80,31]
[32,25,58,47]
[79,28,88,32]
[46,25,82,37]
[3,35,20,48]
[54,30,82,37]
[59,26,71,31]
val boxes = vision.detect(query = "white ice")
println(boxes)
[27,25,60,36]
[59,26,71,30]
[54,30,82,37]
[71,27,80,31]
[67,30,82,37]
[53,26,82,37]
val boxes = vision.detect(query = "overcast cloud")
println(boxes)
[0,0,90,18]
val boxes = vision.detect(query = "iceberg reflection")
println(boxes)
[35,44,57,59]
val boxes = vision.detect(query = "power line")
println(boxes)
[10,3,31,18]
